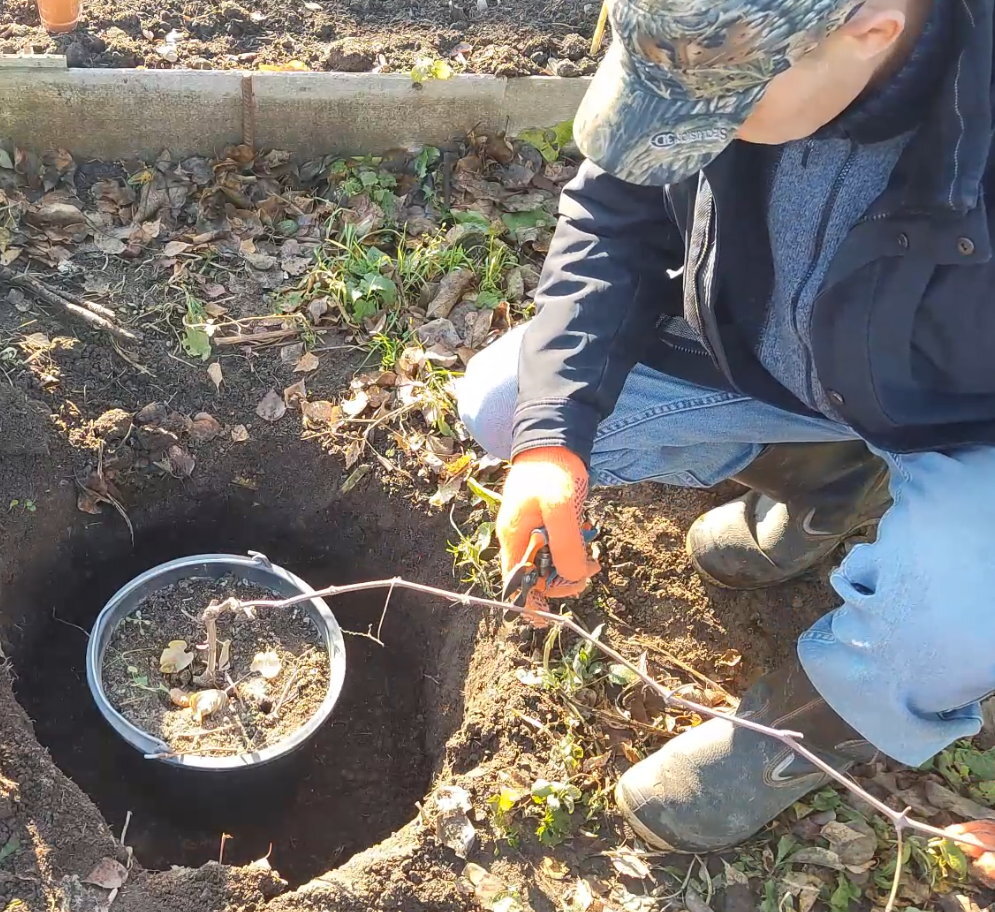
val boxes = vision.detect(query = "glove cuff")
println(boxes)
[511,446,587,478]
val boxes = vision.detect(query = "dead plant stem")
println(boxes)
[224,577,995,857]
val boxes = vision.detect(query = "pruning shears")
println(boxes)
[501,523,599,608]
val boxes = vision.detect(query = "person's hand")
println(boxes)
[497,446,601,624]
[945,821,995,883]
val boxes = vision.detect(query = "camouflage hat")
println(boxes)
[575,0,862,185]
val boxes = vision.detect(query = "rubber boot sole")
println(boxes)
[613,780,688,853]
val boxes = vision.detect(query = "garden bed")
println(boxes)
[0,0,602,75]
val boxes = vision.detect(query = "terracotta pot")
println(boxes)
[36,0,81,34]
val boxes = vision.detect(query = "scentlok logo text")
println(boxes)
[650,128,729,148]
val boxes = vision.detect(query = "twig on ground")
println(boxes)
[0,265,142,344]
[225,671,257,751]
[884,808,910,912]
[219,576,995,858]
[273,666,301,717]
[214,327,319,347]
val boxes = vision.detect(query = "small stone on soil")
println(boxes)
[92,408,132,441]
[323,37,375,71]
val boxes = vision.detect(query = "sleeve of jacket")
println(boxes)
[511,159,686,464]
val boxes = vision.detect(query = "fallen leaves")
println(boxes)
[159,640,194,674]
[207,362,224,390]
[189,412,223,444]
[460,863,522,912]
[256,389,287,422]
[84,857,129,890]
[926,780,995,821]
[294,351,319,372]
[189,689,228,723]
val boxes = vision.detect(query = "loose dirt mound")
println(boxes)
[1,0,601,75]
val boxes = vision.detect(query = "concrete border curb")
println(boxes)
[0,70,590,160]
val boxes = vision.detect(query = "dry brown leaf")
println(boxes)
[429,474,463,507]
[294,351,319,372]
[190,412,223,444]
[164,445,196,477]
[415,318,461,350]
[620,741,642,764]
[571,878,603,912]
[256,389,287,422]
[202,284,228,301]
[540,857,570,880]
[821,818,876,867]
[307,297,329,322]
[715,649,742,669]
[284,380,307,408]
[84,857,129,890]
[251,651,282,679]
[243,251,277,270]
[207,362,223,390]
[77,488,104,515]
[160,640,194,674]
[163,240,191,257]
[189,689,228,723]
[341,389,370,418]
[302,400,339,426]
[281,256,311,276]
[27,200,85,228]
[94,232,128,255]
[925,781,995,821]
[280,342,304,364]
[610,849,651,880]
[426,267,475,319]
[230,424,250,442]
[343,438,363,469]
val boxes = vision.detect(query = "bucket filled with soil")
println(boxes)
[86,552,347,770]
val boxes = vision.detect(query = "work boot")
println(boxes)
[687,441,891,589]
[615,656,877,853]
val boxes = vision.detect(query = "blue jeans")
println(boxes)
[457,324,994,766]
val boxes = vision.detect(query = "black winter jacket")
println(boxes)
[512,0,995,465]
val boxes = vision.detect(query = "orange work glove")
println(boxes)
[945,821,995,883]
[496,446,601,622]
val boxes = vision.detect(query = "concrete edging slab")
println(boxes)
[0,69,590,160]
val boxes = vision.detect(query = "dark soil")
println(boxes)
[1,0,602,75]
[103,575,331,757]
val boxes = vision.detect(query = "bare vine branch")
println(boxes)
[218,577,995,858]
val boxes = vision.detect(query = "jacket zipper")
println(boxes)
[789,142,856,404]
[791,141,857,330]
